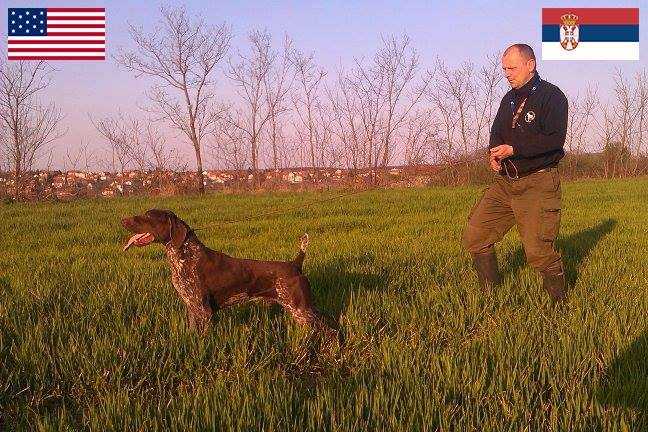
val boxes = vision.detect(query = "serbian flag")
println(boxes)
[542,8,639,60]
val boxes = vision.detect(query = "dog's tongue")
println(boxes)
[123,232,155,251]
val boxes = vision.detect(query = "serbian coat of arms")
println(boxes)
[560,13,579,51]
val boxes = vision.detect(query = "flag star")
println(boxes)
[26,10,30,14]
[33,25,36,28]
[11,29,15,33]
[11,20,15,24]
[11,11,15,15]
[26,20,30,24]
[40,30,44,33]
[26,30,29,33]
[18,25,22,28]
[40,20,43,24]
[19,15,22,19]
[40,11,44,15]
[33,15,36,19]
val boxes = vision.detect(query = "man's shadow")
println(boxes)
[502,218,617,286]
[597,330,648,427]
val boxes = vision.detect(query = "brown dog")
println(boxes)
[121,209,335,337]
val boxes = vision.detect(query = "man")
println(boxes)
[462,43,568,301]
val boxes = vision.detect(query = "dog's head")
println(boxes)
[121,209,190,251]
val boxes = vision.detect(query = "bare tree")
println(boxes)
[115,5,232,194]
[0,60,66,199]
[565,86,598,176]
[427,55,504,181]
[93,111,183,174]
[402,109,439,166]
[328,35,431,181]
[373,34,431,167]
[470,54,505,155]
[209,112,249,174]
[327,67,366,171]
[291,48,327,168]
[265,35,294,170]
[226,30,293,180]
[63,138,88,184]
[594,69,648,177]
[92,112,134,173]
[142,119,182,172]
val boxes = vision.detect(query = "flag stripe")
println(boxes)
[8,51,104,56]
[7,56,105,60]
[9,36,105,41]
[48,24,105,28]
[46,8,105,12]
[9,44,105,48]
[44,32,106,36]
[47,28,106,36]
[542,8,639,25]
[8,39,104,44]
[47,12,105,17]
[47,17,106,22]
[9,47,105,52]
[542,24,639,42]
[542,41,639,60]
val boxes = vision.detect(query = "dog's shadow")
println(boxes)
[502,218,617,286]
[307,251,387,324]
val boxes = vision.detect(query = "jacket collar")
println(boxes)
[514,71,540,98]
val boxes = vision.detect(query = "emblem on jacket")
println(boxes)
[525,111,536,123]
[560,13,579,51]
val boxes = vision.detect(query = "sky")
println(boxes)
[3,0,647,170]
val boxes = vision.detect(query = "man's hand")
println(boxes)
[490,144,514,160]
[489,153,501,172]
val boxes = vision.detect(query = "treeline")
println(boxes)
[1,5,648,199]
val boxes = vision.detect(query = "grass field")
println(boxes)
[1,177,648,431]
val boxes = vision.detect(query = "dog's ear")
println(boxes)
[168,213,188,248]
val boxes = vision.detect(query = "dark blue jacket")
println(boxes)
[489,72,568,176]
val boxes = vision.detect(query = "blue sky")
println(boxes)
[3,0,647,168]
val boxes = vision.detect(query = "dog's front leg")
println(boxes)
[185,297,213,334]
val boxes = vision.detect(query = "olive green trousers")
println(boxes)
[462,167,563,273]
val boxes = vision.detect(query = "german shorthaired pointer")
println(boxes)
[121,209,336,338]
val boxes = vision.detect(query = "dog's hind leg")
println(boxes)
[276,275,339,342]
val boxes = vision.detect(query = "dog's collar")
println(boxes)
[164,229,194,249]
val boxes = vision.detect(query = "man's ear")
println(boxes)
[168,214,188,248]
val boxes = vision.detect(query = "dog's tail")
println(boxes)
[293,233,309,271]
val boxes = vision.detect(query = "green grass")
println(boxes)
[1,178,648,431]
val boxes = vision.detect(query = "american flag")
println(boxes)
[7,7,105,60]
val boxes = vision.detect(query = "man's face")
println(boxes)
[501,49,535,89]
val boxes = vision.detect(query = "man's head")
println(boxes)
[121,209,189,250]
[502,44,536,89]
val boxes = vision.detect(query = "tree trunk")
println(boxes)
[13,159,21,201]
[193,144,205,194]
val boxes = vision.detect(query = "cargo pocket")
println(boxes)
[539,202,561,241]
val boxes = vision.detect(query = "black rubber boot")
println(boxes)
[541,265,567,302]
[471,251,501,291]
